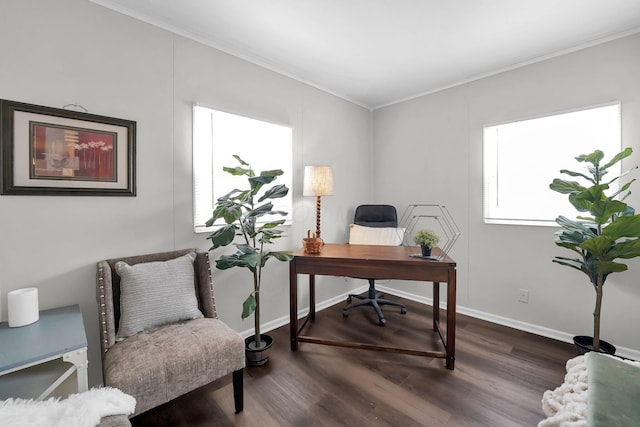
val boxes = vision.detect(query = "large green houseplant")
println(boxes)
[550,147,640,352]
[206,155,293,364]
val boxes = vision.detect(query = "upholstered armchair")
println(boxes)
[96,249,244,417]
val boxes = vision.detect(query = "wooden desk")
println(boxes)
[0,305,88,399]
[289,244,457,369]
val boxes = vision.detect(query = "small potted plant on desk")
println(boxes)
[413,229,440,257]
[206,155,293,366]
[550,148,640,354]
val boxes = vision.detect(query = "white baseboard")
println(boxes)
[242,284,640,361]
[239,284,368,339]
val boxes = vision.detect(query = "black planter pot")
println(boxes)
[573,335,616,355]
[245,334,273,366]
[420,245,432,257]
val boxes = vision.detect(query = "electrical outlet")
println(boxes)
[518,289,529,303]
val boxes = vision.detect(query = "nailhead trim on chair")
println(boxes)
[97,265,109,353]
[205,252,218,319]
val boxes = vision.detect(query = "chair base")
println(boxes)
[342,280,407,326]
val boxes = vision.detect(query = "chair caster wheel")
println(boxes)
[343,310,348,317]
[401,307,407,315]
[379,319,386,326]
[347,296,352,303]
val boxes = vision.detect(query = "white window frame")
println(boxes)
[483,102,622,226]
[193,105,293,233]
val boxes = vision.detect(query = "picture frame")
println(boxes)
[0,99,136,196]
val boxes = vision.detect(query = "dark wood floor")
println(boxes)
[131,295,577,427]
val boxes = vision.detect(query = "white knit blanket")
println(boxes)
[539,354,589,427]
[0,387,135,427]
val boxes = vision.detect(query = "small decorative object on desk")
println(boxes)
[7,288,39,327]
[303,230,323,254]
[413,229,440,258]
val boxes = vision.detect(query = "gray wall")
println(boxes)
[0,0,371,387]
[374,33,640,356]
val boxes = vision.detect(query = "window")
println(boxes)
[193,106,293,233]
[483,103,621,226]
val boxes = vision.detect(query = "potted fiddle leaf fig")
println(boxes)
[550,147,640,353]
[413,229,440,257]
[206,155,293,366]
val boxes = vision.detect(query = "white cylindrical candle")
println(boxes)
[8,288,39,327]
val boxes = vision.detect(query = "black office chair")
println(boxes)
[343,204,407,326]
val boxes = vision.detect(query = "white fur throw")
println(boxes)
[539,354,589,427]
[0,387,135,427]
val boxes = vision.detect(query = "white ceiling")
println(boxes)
[90,0,640,109]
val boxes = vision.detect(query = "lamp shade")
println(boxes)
[303,166,333,196]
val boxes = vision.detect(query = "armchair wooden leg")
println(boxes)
[233,368,244,413]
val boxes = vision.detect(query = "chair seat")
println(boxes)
[103,318,244,415]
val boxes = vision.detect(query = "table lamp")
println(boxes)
[303,165,333,241]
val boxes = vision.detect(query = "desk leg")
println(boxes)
[290,261,298,351]
[309,274,316,320]
[36,347,88,400]
[446,268,457,370]
[65,347,88,392]
[432,281,440,331]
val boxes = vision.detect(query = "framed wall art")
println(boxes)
[0,99,136,196]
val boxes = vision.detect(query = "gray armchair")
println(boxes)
[96,249,244,417]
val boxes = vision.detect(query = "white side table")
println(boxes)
[0,304,88,400]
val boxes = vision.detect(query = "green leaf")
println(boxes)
[259,169,284,179]
[594,260,628,276]
[258,184,289,202]
[235,244,257,255]
[249,174,277,187]
[259,230,285,244]
[606,238,640,259]
[552,258,585,273]
[602,147,633,170]
[568,192,592,212]
[247,202,273,218]
[590,198,628,224]
[215,253,245,270]
[580,236,614,257]
[238,250,260,268]
[223,166,251,176]
[602,215,640,239]
[241,294,256,319]
[232,155,250,167]
[550,178,586,194]
[258,219,286,231]
[212,204,243,224]
[269,251,294,262]
[559,170,595,184]
[259,250,293,267]
[555,241,583,253]
[207,224,236,249]
[576,150,605,166]
[555,216,597,237]
[555,231,588,247]
[215,249,260,270]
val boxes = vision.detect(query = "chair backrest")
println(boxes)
[97,249,216,353]
[350,204,404,246]
[354,204,398,228]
